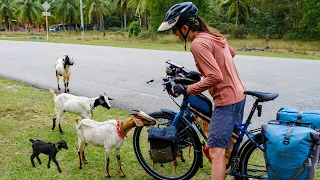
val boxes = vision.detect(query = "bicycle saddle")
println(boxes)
[244,90,279,102]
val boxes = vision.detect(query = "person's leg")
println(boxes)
[210,147,226,180]
[208,98,246,180]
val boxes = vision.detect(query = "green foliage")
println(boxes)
[149,0,214,32]
[0,0,16,31]
[51,0,79,30]
[13,0,43,26]
[299,0,320,40]
[217,23,248,38]
[128,20,141,37]
[105,15,122,29]
[220,0,249,25]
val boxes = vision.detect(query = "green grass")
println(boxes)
[2,78,320,179]
[0,77,213,179]
[0,31,319,60]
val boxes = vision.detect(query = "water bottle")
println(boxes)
[225,132,239,164]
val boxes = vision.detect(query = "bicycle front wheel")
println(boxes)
[133,111,202,180]
[238,133,267,180]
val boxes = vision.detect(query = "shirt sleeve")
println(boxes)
[187,41,223,95]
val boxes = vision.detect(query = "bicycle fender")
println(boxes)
[160,108,204,167]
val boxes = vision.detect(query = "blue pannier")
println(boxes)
[277,107,320,129]
[262,122,320,180]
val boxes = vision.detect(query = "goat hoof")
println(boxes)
[83,160,88,164]
[67,89,70,92]
[79,167,82,170]
[47,166,50,169]
[59,170,62,173]
[32,165,35,167]
[58,87,60,90]
[105,174,111,178]
[120,174,126,178]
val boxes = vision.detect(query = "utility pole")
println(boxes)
[80,0,85,40]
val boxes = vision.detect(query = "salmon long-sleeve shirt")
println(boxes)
[186,32,246,106]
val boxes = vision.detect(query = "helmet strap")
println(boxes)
[178,27,191,50]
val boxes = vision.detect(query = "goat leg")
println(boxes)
[36,155,42,165]
[66,82,69,92]
[52,156,62,173]
[78,151,82,169]
[81,151,88,164]
[105,157,111,178]
[117,154,126,177]
[56,71,60,90]
[47,156,51,169]
[52,114,57,130]
[59,124,64,134]
[64,82,67,93]
[31,154,36,167]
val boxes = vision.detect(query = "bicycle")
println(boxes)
[133,60,279,180]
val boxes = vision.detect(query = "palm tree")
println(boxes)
[112,0,129,31]
[0,0,16,31]
[128,0,151,29]
[84,0,111,32]
[51,0,78,31]
[13,0,43,32]
[220,0,249,26]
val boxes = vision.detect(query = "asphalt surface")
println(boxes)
[1,40,319,129]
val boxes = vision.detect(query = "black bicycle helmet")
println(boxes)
[158,2,198,32]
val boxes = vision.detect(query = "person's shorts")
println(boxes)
[207,98,246,148]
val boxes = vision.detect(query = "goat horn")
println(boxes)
[108,97,114,100]
[138,111,155,122]
[130,110,139,116]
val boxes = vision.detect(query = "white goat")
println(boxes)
[76,110,156,178]
[55,55,75,93]
[49,89,113,134]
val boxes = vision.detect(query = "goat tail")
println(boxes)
[49,88,56,99]
[29,139,35,143]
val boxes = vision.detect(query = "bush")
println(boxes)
[105,16,122,29]
[283,31,300,40]
[216,23,248,39]
[128,21,141,37]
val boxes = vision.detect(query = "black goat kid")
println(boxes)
[29,139,68,173]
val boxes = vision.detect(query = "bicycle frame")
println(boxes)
[169,93,266,178]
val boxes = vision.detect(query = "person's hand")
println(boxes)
[171,84,188,97]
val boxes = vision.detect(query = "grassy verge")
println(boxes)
[0,77,214,179]
[0,31,319,60]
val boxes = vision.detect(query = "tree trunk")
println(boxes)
[235,0,239,26]
[4,16,9,31]
[62,18,65,31]
[124,11,127,31]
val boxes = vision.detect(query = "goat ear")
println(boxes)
[134,118,144,127]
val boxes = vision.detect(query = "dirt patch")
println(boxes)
[0,108,42,120]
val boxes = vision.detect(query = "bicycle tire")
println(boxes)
[237,133,267,180]
[133,111,202,180]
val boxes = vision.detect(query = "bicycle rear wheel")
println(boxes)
[133,111,202,180]
[237,133,268,180]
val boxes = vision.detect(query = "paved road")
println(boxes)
[1,40,319,129]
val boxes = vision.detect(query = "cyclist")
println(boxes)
[158,2,246,180]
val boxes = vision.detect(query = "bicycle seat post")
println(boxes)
[246,99,260,124]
